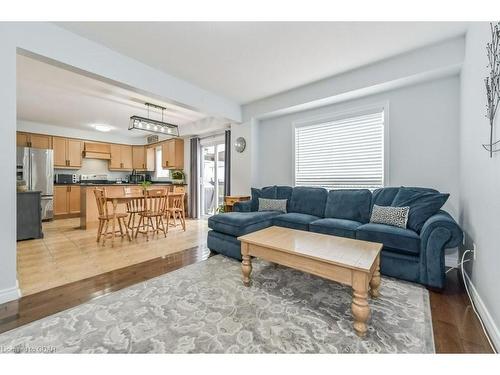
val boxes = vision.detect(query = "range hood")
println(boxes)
[83,142,111,160]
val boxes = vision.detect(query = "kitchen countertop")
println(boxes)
[55,182,187,186]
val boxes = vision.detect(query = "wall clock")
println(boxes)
[234,137,246,153]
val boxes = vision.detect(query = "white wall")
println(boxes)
[255,76,460,217]
[0,33,19,303]
[459,23,500,349]
[231,119,260,195]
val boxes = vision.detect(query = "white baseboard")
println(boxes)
[0,285,20,304]
[463,271,500,352]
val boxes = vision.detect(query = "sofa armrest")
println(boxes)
[419,210,463,288]
[420,210,463,249]
[233,200,253,212]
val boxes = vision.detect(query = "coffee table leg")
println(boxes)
[351,271,370,337]
[370,255,381,298]
[241,242,252,287]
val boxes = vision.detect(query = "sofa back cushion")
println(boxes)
[372,187,400,207]
[288,186,328,217]
[276,185,293,211]
[324,189,372,223]
[250,186,277,211]
[392,186,448,233]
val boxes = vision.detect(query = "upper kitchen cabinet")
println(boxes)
[109,144,133,170]
[161,139,184,170]
[146,146,156,172]
[53,137,83,168]
[132,146,146,170]
[16,132,52,149]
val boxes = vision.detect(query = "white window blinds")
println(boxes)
[294,110,384,189]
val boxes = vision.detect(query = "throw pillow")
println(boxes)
[392,187,450,232]
[258,198,287,213]
[370,205,410,229]
[250,186,277,211]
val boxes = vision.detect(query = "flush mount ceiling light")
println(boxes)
[129,102,179,137]
[92,124,113,132]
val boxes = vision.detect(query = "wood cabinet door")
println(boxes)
[146,146,156,171]
[16,132,30,147]
[67,139,83,168]
[68,186,81,214]
[161,141,171,169]
[109,144,122,169]
[54,186,69,215]
[30,134,52,149]
[132,146,146,169]
[53,137,67,167]
[172,139,184,169]
[121,145,133,170]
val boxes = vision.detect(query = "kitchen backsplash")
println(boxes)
[55,158,129,181]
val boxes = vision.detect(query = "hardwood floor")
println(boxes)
[2,229,495,352]
[17,217,209,295]
[429,269,494,353]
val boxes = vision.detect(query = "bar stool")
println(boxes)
[93,188,130,244]
[123,186,145,231]
[135,188,169,241]
[166,192,186,231]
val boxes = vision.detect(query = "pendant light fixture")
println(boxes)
[129,102,180,137]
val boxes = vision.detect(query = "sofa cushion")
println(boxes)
[250,186,277,211]
[208,211,279,237]
[288,187,328,217]
[272,212,320,231]
[309,218,362,239]
[372,187,400,207]
[392,187,449,233]
[356,223,421,255]
[324,189,372,223]
[276,185,294,211]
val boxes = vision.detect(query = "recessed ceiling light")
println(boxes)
[92,124,113,132]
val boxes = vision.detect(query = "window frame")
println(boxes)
[291,102,390,190]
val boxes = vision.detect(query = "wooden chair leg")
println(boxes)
[118,218,124,238]
[180,212,186,231]
[102,220,109,245]
[122,218,131,241]
[159,217,167,237]
[135,216,143,238]
[145,216,150,241]
[96,220,103,242]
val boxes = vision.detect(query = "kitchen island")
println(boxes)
[78,183,187,229]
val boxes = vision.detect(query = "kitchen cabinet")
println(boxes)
[146,146,156,171]
[16,132,52,149]
[161,139,184,169]
[53,137,82,168]
[109,144,133,170]
[54,185,80,217]
[132,146,146,170]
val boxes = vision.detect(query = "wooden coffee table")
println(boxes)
[238,226,383,337]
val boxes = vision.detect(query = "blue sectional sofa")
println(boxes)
[207,186,463,289]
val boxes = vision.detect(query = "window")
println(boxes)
[294,109,385,189]
[155,147,170,178]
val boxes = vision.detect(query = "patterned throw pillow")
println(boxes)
[258,198,287,213]
[370,205,409,229]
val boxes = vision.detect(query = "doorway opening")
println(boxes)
[200,141,225,216]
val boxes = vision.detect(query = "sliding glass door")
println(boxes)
[201,142,225,216]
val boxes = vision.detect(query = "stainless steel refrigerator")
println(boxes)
[17,147,54,220]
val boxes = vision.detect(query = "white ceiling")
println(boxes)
[56,22,469,104]
[16,54,210,139]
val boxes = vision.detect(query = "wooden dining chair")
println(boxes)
[135,188,169,241]
[123,186,145,231]
[93,188,130,244]
[166,192,186,231]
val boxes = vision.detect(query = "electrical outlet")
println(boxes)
[473,243,477,260]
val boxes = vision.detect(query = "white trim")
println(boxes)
[291,101,390,188]
[0,285,20,304]
[463,271,500,351]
